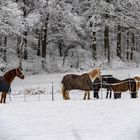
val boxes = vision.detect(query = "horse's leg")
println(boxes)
[83,91,87,100]
[109,90,112,99]
[62,92,66,100]
[65,90,70,100]
[96,91,99,99]
[61,85,68,100]
[114,93,117,99]
[3,92,7,103]
[62,89,67,100]
[115,93,121,99]
[118,93,121,98]
[94,89,99,99]
[93,91,97,98]
[116,93,119,99]
[106,89,109,98]
[0,92,4,103]
[136,91,138,98]
[130,81,137,98]
[130,91,136,98]
[87,91,90,100]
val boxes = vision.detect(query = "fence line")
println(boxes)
[8,78,140,103]
[8,89,138,103]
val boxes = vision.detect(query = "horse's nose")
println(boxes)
[21,75,25,79]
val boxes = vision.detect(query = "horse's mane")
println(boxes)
[4,69,16,76]
[87,68,100,81]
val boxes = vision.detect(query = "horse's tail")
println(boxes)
[134,77,140,98]
[61,83,64,94]
[134,77,140,91]
[61,83,66,100]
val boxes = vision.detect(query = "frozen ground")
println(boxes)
[1,68,140,140]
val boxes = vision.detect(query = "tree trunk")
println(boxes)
[104,0,110,64]
[104,25,110,63]
[126,31,130,60]
[0,36,2,54]
[76,52,79,68]
[130,31,135,60]
[3,36,7,62]
[37,33,41,56]
[16,36,21,58]
[42,16,49,58]
[117,25,121,59]
[91,31,97,61]
[16,36,24,69]
[23,0,28,60]
[23,32,28,59]
[58,39,63,57]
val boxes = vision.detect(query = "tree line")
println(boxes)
[0,0,140,73]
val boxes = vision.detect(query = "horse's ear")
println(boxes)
[17,67,23,71]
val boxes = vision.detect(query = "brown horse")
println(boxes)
[61,68,101,100]
[109,78,137,98]
[0,68,25,103]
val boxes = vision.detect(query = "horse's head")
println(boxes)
[16,67,25,79]
[88,68,101,81]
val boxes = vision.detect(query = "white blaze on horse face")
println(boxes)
[16,68,25,79]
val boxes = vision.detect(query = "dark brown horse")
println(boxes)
[61,68,101,100]
[108,78,137,98]
[0,68,25,103]
[93,75,122,99]
[93,76,137,99]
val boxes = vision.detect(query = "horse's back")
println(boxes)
[61,74,79,83]
[110,78,136,92]
[0,76,10,92]
[102,76,120,83]
[61,74,92,90]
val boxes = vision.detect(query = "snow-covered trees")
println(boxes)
[0,0,24,35]
[1,0,140,73]
[0,0,24,70]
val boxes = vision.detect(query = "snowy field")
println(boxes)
[1,68,140,140]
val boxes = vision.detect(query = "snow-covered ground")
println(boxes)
[1,68,140,140]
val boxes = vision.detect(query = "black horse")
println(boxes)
[93,75,122,99]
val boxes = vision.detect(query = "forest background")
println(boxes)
[1,0,140,74]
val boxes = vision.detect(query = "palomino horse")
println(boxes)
[0,68,25,103]
[61,68,101,100]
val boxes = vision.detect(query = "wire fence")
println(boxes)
[8,82,57,103]
[6,87,138,104]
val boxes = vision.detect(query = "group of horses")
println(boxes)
[0,68,140,103]
[61,68,140,100]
